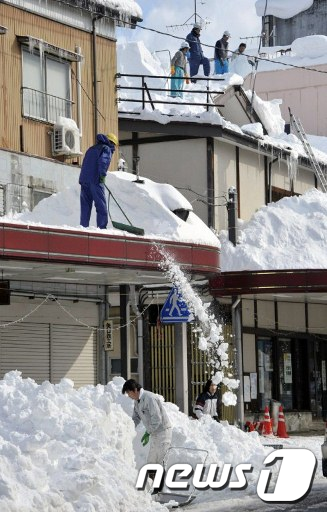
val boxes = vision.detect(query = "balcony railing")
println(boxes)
[21,87,74,123]
[116,73,225,113]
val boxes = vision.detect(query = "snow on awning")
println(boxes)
[17,35,83,62]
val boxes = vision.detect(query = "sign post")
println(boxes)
[160,287,191,324]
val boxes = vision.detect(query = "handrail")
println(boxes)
[116,85,224,95]
[116,72,225,81]
[116,72,226,112]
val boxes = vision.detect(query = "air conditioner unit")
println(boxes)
[52,118,82,157]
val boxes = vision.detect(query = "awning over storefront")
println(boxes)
[0,223,220,285]
[210,269,327,296]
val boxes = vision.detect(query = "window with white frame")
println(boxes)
[22,47,72,123]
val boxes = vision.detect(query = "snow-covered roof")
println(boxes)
[57,0,142,20]
[255,0,313,19]
[2,171,219,248]
[117,40,327,171]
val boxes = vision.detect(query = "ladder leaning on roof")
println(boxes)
[288,107,327,193]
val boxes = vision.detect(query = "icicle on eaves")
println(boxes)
[286,150,298,185]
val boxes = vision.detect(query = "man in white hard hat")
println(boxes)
[214,30,231,75]
[186,22,210,81]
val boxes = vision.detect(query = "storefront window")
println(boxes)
[278,338,293,410]
[257,338,273,410]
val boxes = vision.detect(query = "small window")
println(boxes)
[131,358,138,373]
[32,190,52,209]
[111,359,121,374]
[21,45,73,123]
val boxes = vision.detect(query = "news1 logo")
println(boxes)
[136,448,317,503]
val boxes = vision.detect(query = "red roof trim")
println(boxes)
[0,223,220,275]
[209,269,327,296]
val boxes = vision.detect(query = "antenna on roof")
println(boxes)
[166,0,210,31]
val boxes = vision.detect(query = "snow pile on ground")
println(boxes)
[0,371,160,511]
[2,171,219,248]
[220,188,327,271]
[97,0,142,18]
[255,0,313,19]
[0,372,325,511]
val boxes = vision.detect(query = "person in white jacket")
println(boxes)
[122,379,172,468]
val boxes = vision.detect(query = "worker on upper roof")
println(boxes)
[186,22,210,81]
[170,41,190,98]
[214,30,231,75]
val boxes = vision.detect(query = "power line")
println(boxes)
[56,0,327,77]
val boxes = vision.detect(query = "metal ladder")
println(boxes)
[289,107,327,193]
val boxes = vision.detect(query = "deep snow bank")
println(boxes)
[220,189,327,271]
[0,372,268,511]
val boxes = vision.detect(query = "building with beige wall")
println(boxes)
[244,64,327,136]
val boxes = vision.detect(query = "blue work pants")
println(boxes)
[80,183,108,229]
[189,56,210,78]
[214,59,229,74]
[170,67,185,98]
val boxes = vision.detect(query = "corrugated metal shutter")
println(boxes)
[51,324,97,387]
[0,322,50,383]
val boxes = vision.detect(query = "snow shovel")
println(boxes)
[154,447,208,508]
[104,184,144,236]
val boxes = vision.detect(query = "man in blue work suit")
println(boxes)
[186,22,210,81]
[79,133,118,229]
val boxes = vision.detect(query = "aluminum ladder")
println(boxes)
[289,107,327,193]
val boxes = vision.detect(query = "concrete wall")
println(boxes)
[122,139,209,224]
[215,140,237,231]
[238,148,266,221]
[273,0,327,46]
[0,149,80,213]
[244,64,327,136]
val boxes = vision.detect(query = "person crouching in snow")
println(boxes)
[194,379,221,421]
[122,379,172,493]
[79,133,118,229]
[170,41,190,98]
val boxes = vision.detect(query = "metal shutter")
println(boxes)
[0,322,50,383]
[51,324,97,388]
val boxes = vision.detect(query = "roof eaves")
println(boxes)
[221,127,327,171]
[54,0,143,25]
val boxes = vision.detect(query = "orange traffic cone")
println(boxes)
[262,405,273,436]
[276,405,289,438]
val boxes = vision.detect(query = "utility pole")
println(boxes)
[227,187,244,428]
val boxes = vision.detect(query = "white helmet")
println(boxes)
[193,22,202,30]
[223,30,231,37]
[180,41,190,50]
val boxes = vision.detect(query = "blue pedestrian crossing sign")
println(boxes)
[160,287,191,324]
